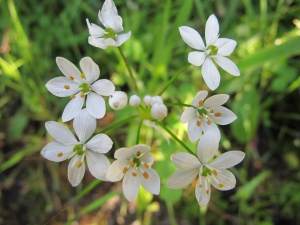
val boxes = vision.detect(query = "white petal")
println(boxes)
[86,92,106,119]
[45,77,79,97]
[56,57,83,83]
[68,155,85,187]
[210,151,245,169]
[202,57,220,91]
[208,106,237,125]
[195,176,211,207]
[188,51,207,66]
[131,144,151,157]
[203,94,229,108]
[41,141,73,162]
[104,38,118,47]
[73,108,96,142]
[88,36,107,49]
[191,90,208,107]
[106,159,129,182]
[99,0,118,29]
[114,147,134,160]
[123,167,141,201]
[187,116,203,142]
[166,169,198,189]
[181,107,197,123]
[172,152,201,170]
[213,55,240,76]
[45,121,77,144]
[140,152,154,165]
[201,119,221,141]
[112,15,123,33]
[62,93,85,122]
[86,19,105,37]
[215,38,237,56]
[179,26,206,50]
[92,79,115,96]
[209,169,236,190]
[138,168,160,195]
[86,134,113,153]
[116,31,131,46]
[79,57,100,84]
[205,14,219,46]
[86,151,110,181]
[197,131,219,163]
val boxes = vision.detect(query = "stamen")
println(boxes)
[129,161,134,167]
[212,170,218,176]
[123,167,128,173]
[81,74,85,79]
[210,109,214,113]
[57,152,63,157]
[88,84,91,89]
[197,121,201,127]
[199,184,203,188]
[136,151,141,157]
[132,172,137,177]
[144,163,149,169]
[207,120,211,125]
[70,95,76,99]
[80,93,85,98]
[143,172,149,179]
[198,115,203,120]
[64,85,70,89]
[77,162,82,168]
[206,190,210,195]
[69,76,74,80]
[214,112,222,117]
[199,100,204,107]
[219,184,224,188]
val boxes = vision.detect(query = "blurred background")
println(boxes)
[1,0,300,224]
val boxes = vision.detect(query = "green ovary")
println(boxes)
[198,108,207,115]
[79,83,90,93]
[201,166,212,176]
[207,45,218,55]
[133,157,141,167]
[104,28,116,39]
[73,144,84,155]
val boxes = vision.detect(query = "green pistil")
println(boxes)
[201,166,212,176]
[104,28,116,39]
[207,45,218,55]
[79,83,90,93]
[73,144,84,155]
[133,157,141,167]
[198,108,207,115]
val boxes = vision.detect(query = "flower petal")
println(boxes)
[172,152,201,170]
[181,107,196,123]
[86,134,113,153]
[88,36,107,49]
[188,51,207,66]
[210,151,245,169]
[197,131,219,163]
[86,151,110,181]
[215,38,237,56]
[45,77,79,97]
[140,152,154,166]
[116,31,131,46]
[41,141,73,162]
[45,121,78,145]
[123,167,141,201]
[166,169,198,189]
[187,116,203,142]
[209,169,236,191]
[195,176,211,207]
[213,55,240,76]
[113,15,123,33]
[104,38,118,47]
[205,14,219,46]
[56,57,83,84]
[208,106,237,125]
[202,57,220,91]
[106,159,129,182]
[201,119,221,141]
[191,90,208,107]
[79,57,100,84]
[68,155,85,187]
[131,144,151,157]
[138,168,160,195]
[86,92,106,119]
[73,108,96,142]
[86,19,105,37]
[114,147,133,160]
[179,26,206,50]
[92,79,115,96]
[99,0,118,29]
[62,93,85,122]
[203,94,229,108]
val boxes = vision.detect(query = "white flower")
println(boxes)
[179,14,240,90]
[181,90,236,142]
[109,91,128,110]
[150,96,163,106]
[143,95,152,106]
[86,0,131,49]
[166,131,245,207]
[129,95,141,107]
[106,144,160,201]
[46,57,115,121]
[41,109,113,186]
[151,103,168,120]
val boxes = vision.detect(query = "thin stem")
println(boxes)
[136,119,143,144]
[118,46,139,93]
[156,121,195,156]
[166,201,178,225]
[164,102,195,108]
[157,63,191,96]
[99,115,138,134]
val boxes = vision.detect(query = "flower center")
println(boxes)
[132,157,141,167]
[198,108,207,115]
[104,28,116,39]
[207,45,218,55]
[73,144,85,155]
[201,166,212,177]
[79,83,91,93]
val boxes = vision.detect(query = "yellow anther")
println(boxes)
[214,112,222,117]
[207,120,212,125]
[198,115,203,120]
[77,162,82,168]
[57,152,63,157]
[88,84,91,89]
[136,151,141,157]
[130,161,134,167]
[219,184,224,188]
[199,184,203,188]
[212,170,218,176]
[64,85,70,89]
[210,109,214,113]
[70,95,76,99]
[80,93,85,98]
[197,121,201,127]
[199,100,204,107]
[132,172,137,177]
[206,190,210,195]
[69,76,74,80]
[80,74,85,79]
[123,167,128,173]
[144,163,149,169]
[143,172,149,179]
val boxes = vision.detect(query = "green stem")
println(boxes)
[136,119,143,144]
[118,46,139,93]
[166,201,178,225]
[164,102,195,108]
[157,63,190,96]
[156,121,195,156]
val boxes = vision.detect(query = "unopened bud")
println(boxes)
[143,95,152,106]
[109,91,128,110]
[129,95,141,107]
[150,96,163,106]
[151,103,168,120]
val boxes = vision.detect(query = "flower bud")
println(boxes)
[109,91,128,110]
[150,96,163,106]
[129,95,141,107]
[143,95,152,106]
[151,103,168,120]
